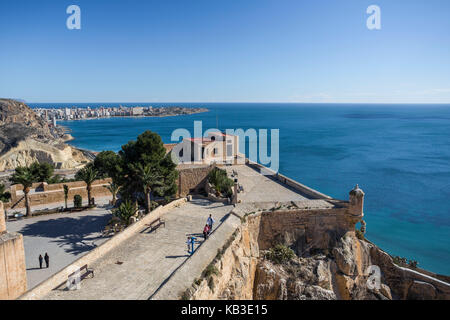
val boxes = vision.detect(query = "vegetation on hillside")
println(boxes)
[265,244,296,264]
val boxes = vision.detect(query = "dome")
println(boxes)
[349,184,365,197]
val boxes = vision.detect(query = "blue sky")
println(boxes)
[1,0,449,103]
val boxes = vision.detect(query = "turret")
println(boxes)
[349,184,364,219]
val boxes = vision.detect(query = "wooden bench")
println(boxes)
[145,217,166,232]
[78,264,94,280]
[56,264,94,290]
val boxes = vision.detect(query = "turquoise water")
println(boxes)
[30,103,450,275]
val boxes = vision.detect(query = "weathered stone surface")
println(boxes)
[0,201,27,299]
[0,99,91,171]
[187,209,450,300]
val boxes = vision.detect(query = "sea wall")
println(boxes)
[19,197,188,300]
[5,178,112,210]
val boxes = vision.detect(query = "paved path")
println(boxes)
[43,199,232,300]
[6,206,113,290]
[226,165,312,203]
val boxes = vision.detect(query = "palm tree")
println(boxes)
[75,165,99,206]
[63,184,69,209]
[10,167,36,217]
[113,200,137,226]
[136,164,163,213]
[104,182,120,206]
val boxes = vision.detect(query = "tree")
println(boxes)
[29,162,54,183]
[63,184,69,209]
[10,166,37,217]
[93,151,122,182]
[75,164,99,206]
[118,131,178,203]
[0,183,11,203]
[136,163,163,213]
[105,181,120,206]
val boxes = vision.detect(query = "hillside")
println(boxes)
[0,99,91,170]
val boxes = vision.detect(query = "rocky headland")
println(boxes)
[184,199,450,300]
[0,99,93,171]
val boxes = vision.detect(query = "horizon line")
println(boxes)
[22,101,450,105]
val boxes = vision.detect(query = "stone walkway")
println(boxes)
[6,205,113,290]
[43,199,232,300]
[226,165,312,203]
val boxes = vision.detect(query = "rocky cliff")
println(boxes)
[187,209,450,300]
[0,99,91,170]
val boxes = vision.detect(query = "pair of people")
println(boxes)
[203,214,215,239]
[38,253,50,269]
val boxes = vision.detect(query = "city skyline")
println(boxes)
[1,0,450,103]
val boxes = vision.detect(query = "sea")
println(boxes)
[29,102,450,275]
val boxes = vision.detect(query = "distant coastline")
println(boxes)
[34,105,209,123]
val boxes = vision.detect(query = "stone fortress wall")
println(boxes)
[0,202,27,299]
[3,163,215,211]
[4,178,113,211]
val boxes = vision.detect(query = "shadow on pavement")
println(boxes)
[18,214,112,255]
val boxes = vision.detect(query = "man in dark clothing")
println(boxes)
[44,253,49,268]
[39,255,43,269]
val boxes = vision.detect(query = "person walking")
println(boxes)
[38,254,43,269]
[207,214,215,230]
[44,253,49,268]
[203,224,210,240]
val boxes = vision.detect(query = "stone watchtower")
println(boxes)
[0,201,27,299]
[348,184,366,233]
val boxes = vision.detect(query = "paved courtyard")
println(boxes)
[43,199,232,300]
[6,205,113,290]
[226,165,312,203]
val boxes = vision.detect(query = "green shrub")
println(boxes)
[355,230,365,240]
[113,200,137,226]
[207,276,215,291]
[202,264,219,278]
[392,256,408,267]
[265,244,295,264]
[207,167,234,197]
[73,195,82,208]
[180,289,191,300]
[0,183,11,202]
[408,260,418,269]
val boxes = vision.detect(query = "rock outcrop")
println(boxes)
[187,210,450,300]
[0,99,91,170]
